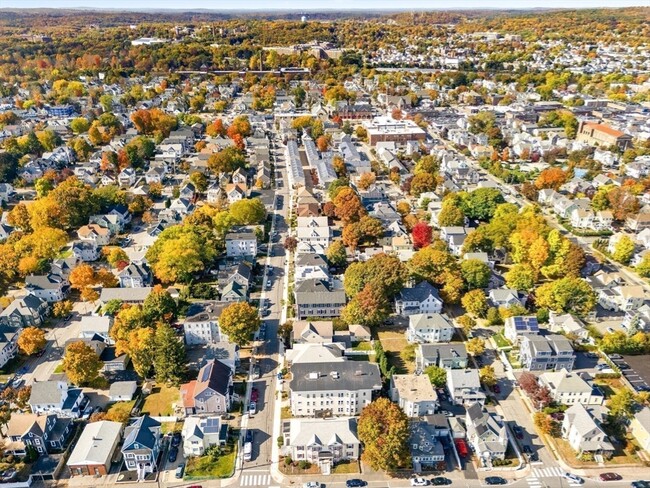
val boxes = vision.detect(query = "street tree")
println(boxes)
[461,290,488,318]
[17,327,46,355]
[425,365,448,387]
[218,302,261,346]
[467,337,486,357]
[479,365,497,387]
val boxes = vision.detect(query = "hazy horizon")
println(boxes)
[0,0,646,10]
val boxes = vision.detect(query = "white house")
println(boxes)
[225,230,257,258]
[395,281,443,316]
[181,416,225,457]
[561,403,614,457]
[29,381,86,418]
[406,313,455,344]
[539,369,603,406]
[446,369,486,405]
[183,302,227,345]
[390,374,438,417]
[466,402,508,466]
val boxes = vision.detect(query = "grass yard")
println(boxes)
[332,460,360,474]
[552,437,639,467]
[594,377,625,399]
[351,341,372,351]
[185,444,237,479]
[53,362,65,374]
[141,385,180,416]
[105,400,135,422]
[492,332,511,349]
[377,329,414,374]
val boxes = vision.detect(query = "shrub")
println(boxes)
[297,460,311,470]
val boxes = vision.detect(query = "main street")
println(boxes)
[237,131,290,488]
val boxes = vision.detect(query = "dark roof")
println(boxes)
[123,415,160,451]
[398,281,441,303]
[289,362,382,393]
[195,359,232,397]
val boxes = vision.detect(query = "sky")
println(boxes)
[1,0,647,8]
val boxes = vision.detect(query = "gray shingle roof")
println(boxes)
[290,362,381,392]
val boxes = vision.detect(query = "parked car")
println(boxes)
[303,482,320,488]
[249,401,257,416]
[171,432,181,447]
[492,384,501,394]
[430,477,451,486]
[410,478,429,487]
[522,445,532,455]
[175,463,185,479]
[485,477,507,485]
[513,426,524,439]
[609,354,623,359]
[346,479,367,488]
[599,473,622,482]
[563,473,584,485]
[618,363,630,370]
[440,410,454,417]
[168,447,178,463]
[631,481,650,488]
[251,387,259,403]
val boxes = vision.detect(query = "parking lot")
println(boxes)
[617,355,650,392]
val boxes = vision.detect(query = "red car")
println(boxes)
[600,473,622,482]
[492,384,501,394]
[251,387,259,402]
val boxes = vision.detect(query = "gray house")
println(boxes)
[0,293,49,328]
[294,279,346,320]
[180,359,233,416]
[416,344,468,370]
[121,415,161,475]
[519,334,576,372]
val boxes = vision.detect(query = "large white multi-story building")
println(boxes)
[289,362,382,417]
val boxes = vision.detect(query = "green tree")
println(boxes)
[505,264,537,291]
[637,254,650,278]
[153,324,186,385]
[218,302,261,346]
[229,198,266,225]
[461,188,505,221]
[608,389,636,420]
[424,365,447,387]
[461,290,488,317]
[143,285,177,322]
[437,202,465,227]
[62,341,103,385]
[612,235,636,265]
[461,259,491,290]
[70,117,90,134]
[207,146,246,173]
[358,398,410,471]
[326,240,348,268]
[535,277,596,317]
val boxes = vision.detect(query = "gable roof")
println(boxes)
[194,359,232,397]
[123,415,161,451]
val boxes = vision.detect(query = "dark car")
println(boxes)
[492,384,501,394]
[485,477,507,485]
[513,425,524,439]
[522,445,532,455]
[631,481,650,488]
[346,479,367,488]
[599,473,622,482]
[430,478,451,486]
[172,432,181,447]
[618,363,630,370]
[251,387,259,403]
[168,447,178,463]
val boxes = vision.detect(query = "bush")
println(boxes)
[284,456,293,466]
[297,460,311,470]
[277,436,284,447]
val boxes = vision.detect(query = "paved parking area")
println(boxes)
[619,355,650,392]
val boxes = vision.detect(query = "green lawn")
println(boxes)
[493,332,512,349]
[53,362,65,374]
[141,385,180,416]
[351,341,372,351]
[185,445,237,479]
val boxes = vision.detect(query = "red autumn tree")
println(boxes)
[411,221,433,250]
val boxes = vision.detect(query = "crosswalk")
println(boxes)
[240,473,272,486]
[526,467,582,488]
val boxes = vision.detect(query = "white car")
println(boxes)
[563,473,584,484]
[410,478,429,487]
[303,483,321,488]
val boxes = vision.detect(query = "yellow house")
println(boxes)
[630,406,650,452]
